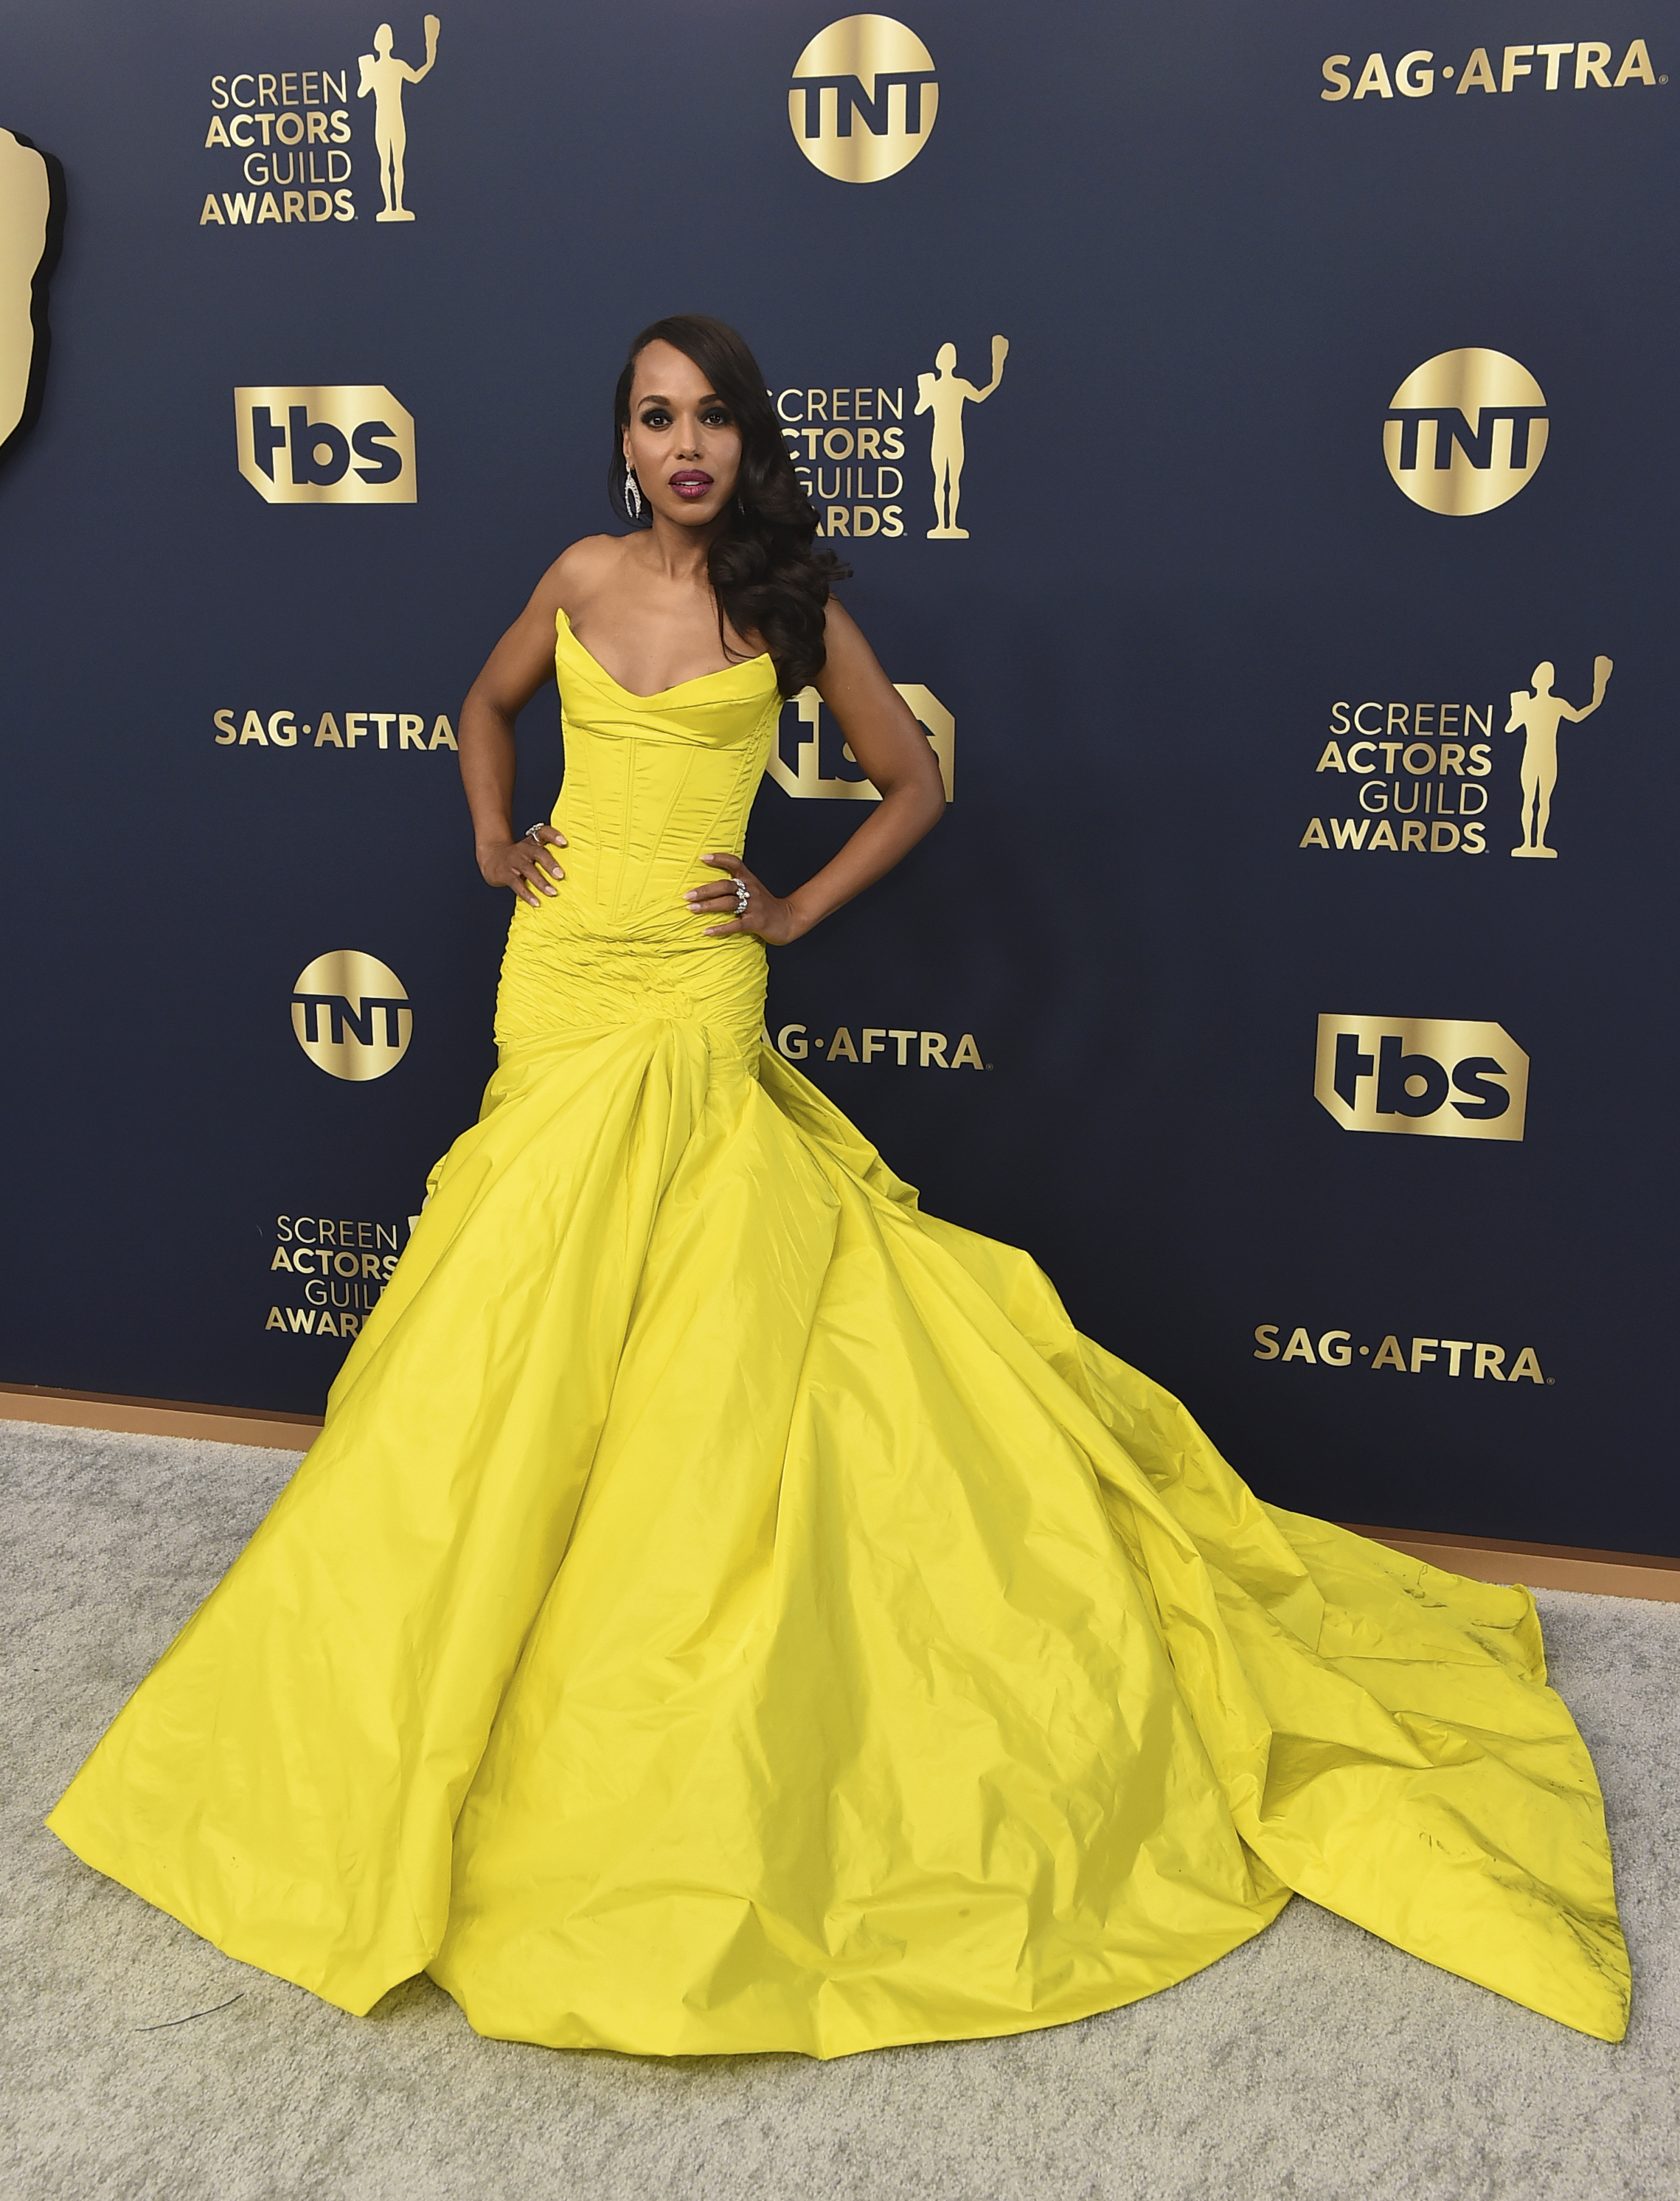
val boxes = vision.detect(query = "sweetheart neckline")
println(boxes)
[555,607,773,701]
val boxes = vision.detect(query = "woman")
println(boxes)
[49,317,1628,2056]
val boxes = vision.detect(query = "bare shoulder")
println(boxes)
[525,534,627,618]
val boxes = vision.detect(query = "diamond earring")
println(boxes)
[625,465,642,519]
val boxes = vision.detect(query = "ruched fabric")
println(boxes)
[48,615,1631,2051]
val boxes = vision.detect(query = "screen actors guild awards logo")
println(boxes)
[359,15,440,221]
[1384,349,1548,514]
[291,952,412,1079]
[1507,656,1611,856]
[236,386,416,503]
[0,128,64,469]
[918,336,1008,538]
[789,16,938,181]
[774,342,1011,542]
[1314,1015,1528,1142]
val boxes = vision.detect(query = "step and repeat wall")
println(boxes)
[1,3,1674,1553]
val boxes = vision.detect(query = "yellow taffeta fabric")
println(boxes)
[49,611,1631,2053]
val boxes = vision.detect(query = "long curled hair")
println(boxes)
[609,315,849,696]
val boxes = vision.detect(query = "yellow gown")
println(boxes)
[48,611,1630,2053]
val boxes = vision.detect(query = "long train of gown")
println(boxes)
[48,612,1630,2052]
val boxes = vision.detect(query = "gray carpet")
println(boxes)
[3,1420,1675,2201]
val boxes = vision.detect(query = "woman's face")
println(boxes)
[622,340,743,529]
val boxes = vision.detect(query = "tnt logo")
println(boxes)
[789,15,938,181]
[1384,349,1547,516]
[768,683,954,801]
[236,384,415,503]
[1314,1014,1528,1142]
[291,951,412,1079]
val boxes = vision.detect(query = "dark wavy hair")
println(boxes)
[610,314,848,696]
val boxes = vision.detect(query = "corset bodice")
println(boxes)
[493,609,784,1058]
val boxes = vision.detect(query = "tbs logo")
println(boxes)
[1314,1014,1528,1143]
[236,384,415,504]
[770,683,954,801]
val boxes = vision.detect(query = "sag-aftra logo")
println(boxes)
[1313,1015,1528,1142]
[1254,1325,1546,1383]
[212,704,458,753]
[236,387,415,503]
[1322,38,1661,100]
[768,1022,986,1070]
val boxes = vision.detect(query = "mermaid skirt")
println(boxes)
[47,916,1630,2052]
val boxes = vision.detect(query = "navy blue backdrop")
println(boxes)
[1,1,1674,1553]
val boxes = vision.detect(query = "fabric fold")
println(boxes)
[49,1025,1627,2050]
[49,611,1628,2054]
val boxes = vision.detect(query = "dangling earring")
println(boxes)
[624,465,643,519]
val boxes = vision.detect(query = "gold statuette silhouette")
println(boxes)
[917,335,1007,540]
[0,126,63,468]
[359,15,440,223]
[1507,656,1611,859]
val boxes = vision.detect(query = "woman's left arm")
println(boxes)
[687,600,948,941]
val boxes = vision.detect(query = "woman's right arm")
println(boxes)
[458,554,577,907]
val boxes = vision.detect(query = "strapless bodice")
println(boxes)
[493,609,783,1058]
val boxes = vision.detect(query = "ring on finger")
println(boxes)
[734,881,750,916]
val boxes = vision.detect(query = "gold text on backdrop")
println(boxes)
[1384,350,1548,515]
[202,68,356,226]
[1305,697,1495,856]
[212,706,458,750]
[768,685,954,800]
[1314,1015,1528,1140]
[775,381,906,538]
[767,1024,987,1069]
[264,1211,408,1338]
[1254,1325,1547,1382]
[235,386,415,502]
[291,952,412,1079]
[1322,41,1662,101]
[789,16,938,181]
